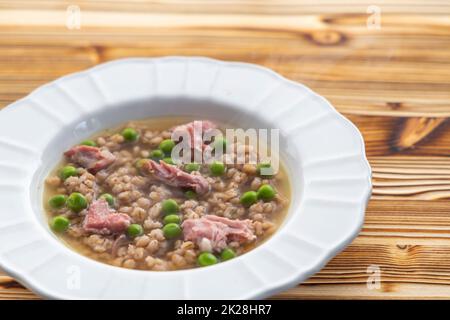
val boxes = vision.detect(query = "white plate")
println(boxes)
[0,57,371,299]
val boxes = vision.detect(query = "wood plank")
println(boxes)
[370,157,450,200]
[0,10,448,116]
[2,199,450,299]
[0,275,39,300]
[0,0,449,300]
[1,0,450,15]
[275,283,450,300]
[348,116,450,157]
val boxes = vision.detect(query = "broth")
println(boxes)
[43,117,291,270]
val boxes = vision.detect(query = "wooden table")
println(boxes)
[1,0,450,299]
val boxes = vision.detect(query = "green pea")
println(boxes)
[210,161,225,176]
[161,199,179,215]
[220,248,236,261]
[149,149,164,161]
[51,215,70,232]
[135,159,148,172]
[59,165,77,180]
[100,193,115,207]
[184,163,200,173]
[162,157,175,165]
[185,190,197,200]
[66,192,88,212]
[240,191,257,207]
[198,252,218,267]
[127,224,143,238]
[80,140,96,147]
[213,136,227,152]
[159,139,175,155]
[257,163,274,177]
[121,128,139,142]
[163,214,181,225]
[163,223,182,239]
[257,184,276,201]
[48,194,67,209]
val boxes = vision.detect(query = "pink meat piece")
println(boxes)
[64,145,115,174]
[182,215,256,251]
[144,159,210,195]
[83,199,131,235]
[172,120,218,151]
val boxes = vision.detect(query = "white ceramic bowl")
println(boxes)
[0,57,371,299]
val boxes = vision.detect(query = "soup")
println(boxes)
[43,117,290,270]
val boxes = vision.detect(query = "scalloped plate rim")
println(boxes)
[0,56,372,300]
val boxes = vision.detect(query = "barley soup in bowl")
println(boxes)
[0,57,371,299]
[44,117,291,271]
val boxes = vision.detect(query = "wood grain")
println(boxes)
[0,0,449,299]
